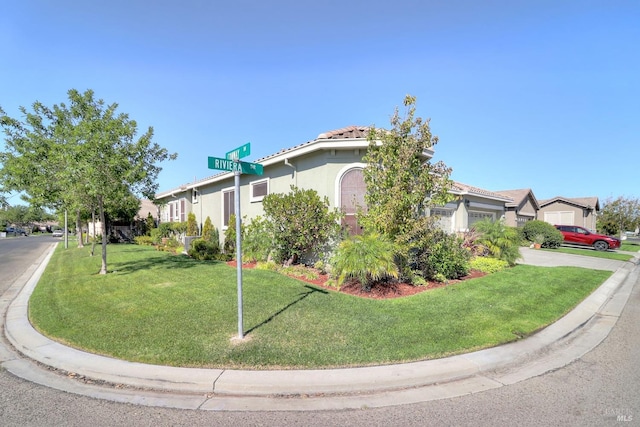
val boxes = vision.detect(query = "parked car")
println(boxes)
[554,225,621,251]
[52,229,64,238]
[6,227,27,236]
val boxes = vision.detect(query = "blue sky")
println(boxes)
[1,1,638,205]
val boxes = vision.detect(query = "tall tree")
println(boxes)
[0,89,176,273]
[597,196,640,236]
[361,95,453,241]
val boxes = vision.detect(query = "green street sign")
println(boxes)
[239,161,263,175]
[208,156,263,175]
[225,142,251,160]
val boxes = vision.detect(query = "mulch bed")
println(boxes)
[226,261,486,300]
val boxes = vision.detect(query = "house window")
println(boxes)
[250,178,269,202]
[192,189,199,204]
[222,188,235,227]
[340,168,366,235]
[180,199,185,222]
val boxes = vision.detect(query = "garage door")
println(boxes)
[432,208,453,232]
[544,211,574,225]
[468,211,494,228]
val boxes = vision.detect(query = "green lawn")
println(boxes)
[546,246,635,261]
[620,241,640,252]
[29,243,612,369]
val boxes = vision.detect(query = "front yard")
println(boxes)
[29,243,612,369]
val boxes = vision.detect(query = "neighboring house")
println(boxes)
[430,182,512,233]
[87,199,159,239]
[538,196,600,231]
[495,188,540,227]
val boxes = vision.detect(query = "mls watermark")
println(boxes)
[603,408,633,422]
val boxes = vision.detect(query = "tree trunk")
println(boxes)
[99,196,108,274]
[76,209,84,248]
[90,211,96,257]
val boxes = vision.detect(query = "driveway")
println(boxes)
[518,247,630,271]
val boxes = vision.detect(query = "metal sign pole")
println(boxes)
[234,168,244,339]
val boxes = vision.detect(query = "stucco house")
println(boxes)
[538,196,600,231]
[155,126,515,243]
[494,188,540,228]
[430,182,512,233]
[156,126,375,238]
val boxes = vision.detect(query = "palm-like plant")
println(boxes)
[473,219,522,266]
[331,232,399,291]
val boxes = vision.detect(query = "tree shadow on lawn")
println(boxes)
[245,285,329,336]
[108,253,213,274]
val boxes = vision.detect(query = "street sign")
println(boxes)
[208,142,259,340]
[225,142,251,160]
[239,161,263,175]
[208,156,263,175]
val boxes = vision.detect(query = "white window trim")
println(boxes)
[221,185,235,230]
[250,178,270,203]
[192,188,199,204]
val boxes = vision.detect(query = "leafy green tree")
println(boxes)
[0,89,176,274]
[1,205,29,228]
[361,95,453,241]
[262,185,342,265]
[474,219,522,266]
[597,196,640,236]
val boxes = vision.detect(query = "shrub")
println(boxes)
[157,222,173,239]
[473,219,522,266]
[150,228,162,245]
[145,212,156,236]
[188,238,221,260]
[173,221,187,236]
[134,236,154,246]
[243,216,273,262]
[224,214,242,254]
[521,220,563,249]
[262,186,342,265]
[186,212,198,236]
[398,227,470,282]
[422,231,471,280]
[469,257,509,274]
[202,216,218,243]
[161,237,181,252]
[331,232,399,291]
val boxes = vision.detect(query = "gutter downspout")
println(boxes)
[284,158,297,185]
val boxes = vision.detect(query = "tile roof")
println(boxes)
[451,182,514,202]
[495,188,539,209]
[539,196,599,209]
[316,126,370,139]
[254,126,370,164]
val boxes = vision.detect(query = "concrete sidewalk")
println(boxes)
[1,245,639,411]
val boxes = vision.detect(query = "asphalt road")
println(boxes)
[1,237,638,426]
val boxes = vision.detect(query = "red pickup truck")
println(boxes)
[554,225,621,251]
